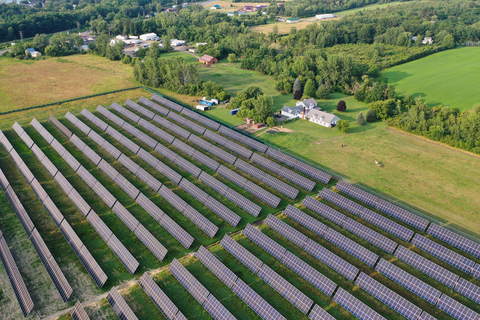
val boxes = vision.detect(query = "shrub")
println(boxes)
[337,100,347,112]
[336,119,350,133]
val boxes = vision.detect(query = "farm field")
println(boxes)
[1,94,480,320]
[384,47,480,110]
[0,55,136,113]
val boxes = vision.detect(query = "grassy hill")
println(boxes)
[383,47,480,110]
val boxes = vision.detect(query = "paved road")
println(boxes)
[0,48,12,55]
[199,0,217,7]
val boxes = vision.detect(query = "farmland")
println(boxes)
[384,47,480,110]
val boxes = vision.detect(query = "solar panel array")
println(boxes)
[251,153,316,191]
[333,287,386,320]
[355,272,423,320]
[283,205,328,237]
[221,235,264,274]
[265,214,308,248]
[454,278,480,304]
[203,129,252,159]
[138,272,187,320]
[0,231,34,317]
[243,224,286,261]
[196,246,238,289]
[107,287,139,320]
[343,218,398,254]
[265,148,331,184]
[167,111,206,135]
[302,196,347,226]
[395,245,460,288]
[139,96,170,115]
[471,264,480,279]
[308,304,335,320]
[320,188,364,216]
[336,181,429,231]
[49,115,72,138]
[436,293,480,320]
[359,208,414,242]
[427,224,480,259]
[126,99,155,120]
[411,234,475,274]
[218,125,268,153]
[152,94,184,112]
[376,259,442,305]
[234,158,299,199]
[70,301,90,320]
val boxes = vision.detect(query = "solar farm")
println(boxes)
[0,94,479,320]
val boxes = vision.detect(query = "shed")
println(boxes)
[140,33,158,41]
[286,18,300,23]
[199,54,218,65]
[315,14,336,20]
[254,123,265,129]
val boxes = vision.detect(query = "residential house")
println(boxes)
[422,37,434,44]
[25,48,41,57]
[296,98,318,109]
[199,55,218,65]
[116,35,128,40]
[281,105,304,119]
[287,18,300,23]
[171,39,186,46]
[304,109,340,127]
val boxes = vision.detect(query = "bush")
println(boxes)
[337,100,347,112]
[366,108,376,122]
[336,119,350,133]
[293,90,302,100]
[356,112,365,125]
[266,116,276,127]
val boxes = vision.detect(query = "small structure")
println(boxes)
[286,18,300,23]
[202,97,218,105]
[316,14,336,20]
[277,17,286,22]
[25,48,41,57]
[230,108,240,115]
[228,12,234,16]
[296,98,318,109]
[140,33,159,41]
[254,123,265,129]
[188,48,197,53]
[196,105,210,111]
[422,37,434,45]
[304,108,340,127]
[116,35,128,40]
[213,4,220,8]
[196,43,208,47]
[209,6,217,10]
[171,39,186,46]
[199,54,218,65]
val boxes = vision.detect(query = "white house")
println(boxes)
[304,109,340,127]
[422,37,434,45]
[116,35,128,40]
[281,105,304,119]
[196,42,208,47]
[140,33,159,41]
[171,39,186,46]
[296,98,318,109]
[316,14,336,20]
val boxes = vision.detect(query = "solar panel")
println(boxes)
[283,205,328,237]
[159,212,194,249]
[30,178,49,202]
[262,174,299,200]
[208,145,237,164]
[220,235,264,274]
[68,114,92,136]
[31,118,54,143]
[265,148,300,170]
[360,208,414,242]
[427,224,480,259]
[324,228,379,267]
[159,185,187,212]
[183,205,218,238]
[42,196,65,226]
[152,94,184,112]
[155,160,183,185]
[258,264,314,314]
[0,236,35,317]
[411,234,475,274]
[139,273,180,320]
[199,171,229,196]
[135,167,162,192]
[343,218,398,254]
[234,158,265,180]
[217,165,247,188]
[375,198,429,231]
[65,111,79,126]
[244,181,281,208]
[107,235,140,274]
[203,293,236,320]
[115,175,141,200]
[169,258,210,305]
[304,239,359,281]
[78,245,109,289]
[139,118,175,144]
[172,139,196,157]
[76,166,97,188]
[204,197,241,227]
[92,181,117,208]
[154,143,178,162]
[302,196,347,226]
[87,130,105,147]
[319,188,364,216]
[161,118,191,139]
[192,150,220,171]
[30,144,46,163]
[49,115,72,138]
[81,108,95,121]
[0,167,9,190]
[281,250,337,297]
[134,224,168,261]
[376,259,442,305]
[119,136,141,154]
[188,134,212,152]
[18,162,35,185]
[98,159,119,181]
[111,102,141,123]
[196,246,238,289]
[106,126,123,142]
[204,130,228,145]
[355,272,422,320]
[136,131,158,149]
[126,99,155,119]
[336,181,378,207]
[174,156,202,178]
[139,96,170,115]
[118,154,140,174]
[70,134,87,152]
[454,278,480,304]
[231,278,286,320]
[471,264,480,280]
[179,179,209,203]
[180,107,200,121]
[333,287,386,320]
[436,293,480,320]
[193,113,221,131]
[294,161,331,184]
[308,304,335,320]
[68,189,91,217]
[224,188,261,217]
[62,152,81,172]
[265,214,308,248]
[106,287,139,320]
[394,245,459,289]
[418,312,437,320]
[243,224,286,261]
[138,149,160,168]
[3,185,35,235]
[54,171,73,195]
[70,301,90,320]
[0,134,14,153]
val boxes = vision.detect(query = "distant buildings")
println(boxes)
[315,14,336,20]
[422,37,434,44]
[25,48,41,57]
[196,43,208,47]
[140,33,159,41]
[281,99,339,127]
[170,39,186,46]
[286,18,300,23]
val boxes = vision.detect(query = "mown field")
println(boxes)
[0,55,136,113]
[384,46,480,110]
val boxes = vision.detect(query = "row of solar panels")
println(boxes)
[30,119,141,274]
[88,105,264,219]
[71,290,139,320]
[76,109,219,239]
[138,96,320,194]
[0,128,76,302]
[273,208,480,320]
[115,100,298,206]
[0,226,34,317]
[320,187,480,281]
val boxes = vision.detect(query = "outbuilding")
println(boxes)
[315,14,336,20]
[140,33,159,41]
[286,18,300,23]
[199,54,218,65]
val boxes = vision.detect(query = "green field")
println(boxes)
[384,47,480,110]
[333,0,417,16]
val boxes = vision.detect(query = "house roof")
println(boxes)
[305,109,339,123]
[199,55,216,63]
[281,105,303,116]
[298,98,317,107]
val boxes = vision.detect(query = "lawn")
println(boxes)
[0,55,136,113]
[198,62,296,126]
[161,50,199,62]
[384,46,480,110]
[333,0,416,16]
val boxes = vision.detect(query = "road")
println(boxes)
[0,48,12,55]
[199,0,218,7]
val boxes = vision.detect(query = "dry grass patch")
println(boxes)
[205,1,270,12]
[0,55,135,112]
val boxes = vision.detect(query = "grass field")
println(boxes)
[384,47,480,110]
[0,55,136,113]
[201,1,271,12]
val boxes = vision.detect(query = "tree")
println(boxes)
[356,112,365,125]
[304,79,316,98]
[337,100,347,112]
[266,116,276,127]
[162,35,171,51]
[45,44,62,57]
[227,53,237,63]
[293,90,302,100]
[316,85,329,99]
[32,34,48,53]
[293,78,302,93]
[253,94,274,123]
[442,34,455,49]
[366,109,376,122]
[336,119,350,133]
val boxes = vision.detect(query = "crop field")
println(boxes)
[384,47,480,110]
[0,94,479,320]
[0,55,136,113]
